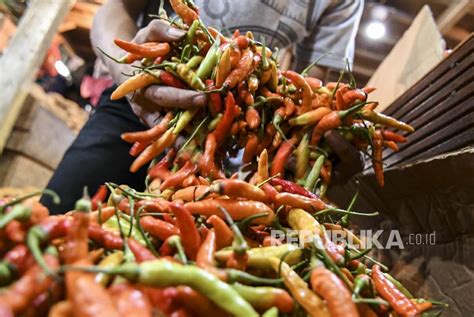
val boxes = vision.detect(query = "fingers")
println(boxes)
[144,85,208,109]
[134,20,186,44]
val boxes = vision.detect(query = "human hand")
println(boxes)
[324,130,365,184]
[126,20,207,126]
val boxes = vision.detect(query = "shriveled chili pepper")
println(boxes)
[360,108,414,132]
[372,129,384,187]
[206,215,233,250]
[216,244,302,269]
[184,199,275,225]
[140,215,179,241]
[310,265,358,317]
[169,203,201,260]
[122,112,173,144]
[223,48,254,89]
[111,72,159,100]
[270,137,297,177]
[268,257,330,317]
[231,282,294,313]
[213,91,237,144]
[114,39,170,59]
[310,102,367,145]
[382,129,407,143]
[371,264,420,316]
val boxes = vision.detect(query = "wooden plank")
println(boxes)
[0,151,53,189]
[437,0,472,34]
[384,34,473,116]
[0,0,73,153]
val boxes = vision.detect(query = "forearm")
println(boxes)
[91,0,147,84]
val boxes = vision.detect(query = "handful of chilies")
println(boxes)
[0,153,446,316]
[104,0,413,191]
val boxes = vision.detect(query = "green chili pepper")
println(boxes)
[295,133,310,180]
[262,307,278,317]
[0,205,32,229]
[103,214,146,247]
[304,154,325,191]
[94,251,124,286]
[195,36,220,81]
[167,235,188,264]
[70,260,259,317]
[208,113,222,130]
[185,55,203,69]
[0,261,15,286]
[173,109,197,134]
[185,19,200,46]
[231,283,293,313]
[219,206,248,255]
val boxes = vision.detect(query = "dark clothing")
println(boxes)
[40,87,148,214]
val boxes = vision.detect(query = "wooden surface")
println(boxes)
[0,0,73,153]
[5,94,76,170]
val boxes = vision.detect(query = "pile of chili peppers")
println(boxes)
[108,0,414,191]
[0,152,445,316]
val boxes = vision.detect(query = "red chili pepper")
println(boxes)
[311,266,358,317]
[373,129,384,187]
[139,216,180,241]
[108,282,153,317]
[88,224,124,250]
[206,216,233,250]
[160,161,197,190]
[371,265,420,316]
[148,150,175,180]
[199,133,225,179]
[270,178,317,199]
[114,39,170,58]
[243,133,259,163]
[2,244,34,276]
[169,203,201,260]
[214,91,237,144]
[160,71,187,89]
[382,130,407,143]
[270,138,297,177]
[91,185,108,210]
[206,79,222,116]
[122,112,174,144]
[223,49,254,89]
[127,238,157,263]
[0,253,58,315]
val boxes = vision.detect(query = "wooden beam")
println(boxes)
[445,26,471,43]
[0,0,73,153]
[437,0,472,34]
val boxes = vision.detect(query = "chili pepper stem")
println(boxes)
[352,297,389,306]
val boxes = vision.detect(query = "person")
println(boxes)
[41,0,365,213]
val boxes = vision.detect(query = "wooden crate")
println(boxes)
[0,91,78,188]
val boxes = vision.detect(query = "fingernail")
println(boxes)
[167,27,186,39]
[192,94,207,107]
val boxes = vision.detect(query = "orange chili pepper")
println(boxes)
[243,133,259,163]
[284,71,312,113]
[169,0,199,26]
[160,161,197,190]
[114,39,170,58]
[122,112,174,143]
[169,203,201,260]
[270,138,297,177]
[213,92,237,145]
[223,49,254,89]
[206,216,234,250]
